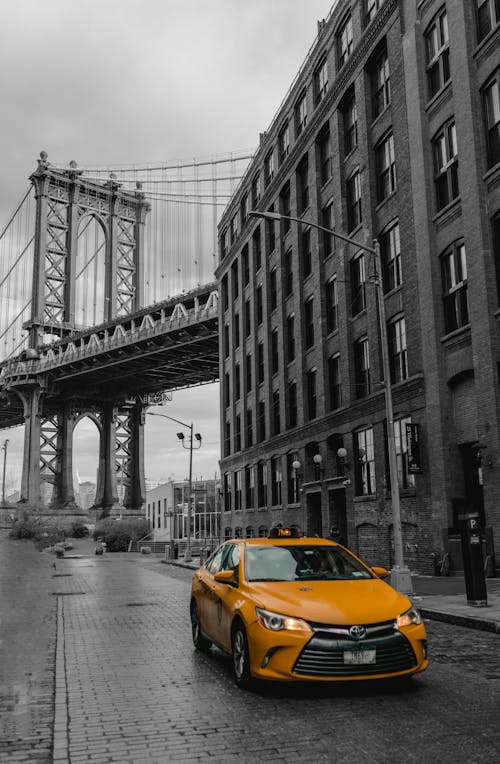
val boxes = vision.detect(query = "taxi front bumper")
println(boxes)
[246,618,428,682]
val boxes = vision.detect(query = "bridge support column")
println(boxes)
[122,401,146,516]
[17,386,43,509]
[94,403,120,520]
[52,403,79,510]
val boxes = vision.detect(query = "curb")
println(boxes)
[419,607,500,634]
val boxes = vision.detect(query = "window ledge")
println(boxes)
[432,196,461,228]
[375,189,397,212]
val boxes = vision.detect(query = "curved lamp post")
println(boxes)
[148,412,202,562]
[249,210,412,594]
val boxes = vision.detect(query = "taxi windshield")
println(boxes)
[244,545,373,582]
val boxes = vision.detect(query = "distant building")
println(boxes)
[216,0,500,574]
[145,478,221,542]
[77,481,96,511]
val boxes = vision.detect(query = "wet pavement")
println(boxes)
[1,531,499,763]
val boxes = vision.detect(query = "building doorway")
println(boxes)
[306,492,322,537]
[328,488,347,545]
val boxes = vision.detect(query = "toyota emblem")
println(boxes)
[349,625,367,640]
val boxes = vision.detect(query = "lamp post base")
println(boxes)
[183,549,192,563]
[389,566,414,595]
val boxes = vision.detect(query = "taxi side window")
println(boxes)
[206,547,224,575]
[221,544,241,584]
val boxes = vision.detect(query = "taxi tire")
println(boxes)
[190,600,211,652]
[231,621,253,689]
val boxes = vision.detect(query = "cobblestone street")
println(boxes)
[1,535,500,763]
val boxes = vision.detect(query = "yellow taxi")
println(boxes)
[190,528,428,688]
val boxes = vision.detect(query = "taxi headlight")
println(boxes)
[255,607,312,634]
[396,606,422,628]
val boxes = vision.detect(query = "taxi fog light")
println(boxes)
[396,606,422,629]
[256,607,312,634]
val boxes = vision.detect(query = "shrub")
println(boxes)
[68,520,89,538]
[93,517,149,552]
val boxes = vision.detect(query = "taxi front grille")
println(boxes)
[293,632,417,677]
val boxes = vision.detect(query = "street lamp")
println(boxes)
[292,459,302,503]
[148,411,202,562]
[249,209,412,594]
[2,439,9,505]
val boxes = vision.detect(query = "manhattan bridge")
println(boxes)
[0,150,251,516]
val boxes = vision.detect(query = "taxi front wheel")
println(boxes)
[190,601,211,652]
[232,622,252,689]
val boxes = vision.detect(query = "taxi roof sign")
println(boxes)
[268,526,301,538]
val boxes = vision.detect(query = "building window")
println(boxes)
[224,323,229,358]
[230,213,239,245]
[425,8,450,99]
[337,14,353,69]
[295,90,308,137]
[433,120,459,211]
[306,368,317,420]
[394,417,416,489]
[297,154,309,214]
[270,267,278,311]
[441,241,469,333]
[287,380,298,428]
[258,399,266,441]
[286,313,296,362]
[257,461,268,508]
[321,201,334,257]
[245,465,255,508]
[246,407,253,448]
[376,133,396,202]
[224,472,232,511]
[326,277,338,334]
[302,227,312,277]
[252,172,262,208]
[234,312,240,349]
[346,171,362,232]
[477,0,500,43]
[224,372,230,408]
[317,124,332,186]
[354,427,375,495]
[245,298,251,337]
[272,390,281,435]
[224,420,231,457]
[253,227,262,271]
[388,315,408,383]
[267,208,276,252]
[304,296,315,349]
[234,362,241,400]
[231,260,239,299]
[279,121,290,164]
[342,89,358,156]
[283,250,293,297]
[279,182,291,234]
[494,213,500,305]
[271,328,279,374]
[314,55,328,105]
[483,74,500,168]
[242,244,249,286]
[246,353,252,393]
[371,47,390,120]
[350,253,366,316]
[271,456,282,505]
[235,414,241,452]
[354,337,370,398]
[240,194,249,227]
[221,228,228,259]
[256,284,263,325]
[234,470,242,511]
[257,341,264,384]
[264,149,274,187]
[380,221,401,293]
[221,274,229,312]
[366,0,385,25]
[328,354,342,410]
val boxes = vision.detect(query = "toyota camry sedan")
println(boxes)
[190,528,428,688]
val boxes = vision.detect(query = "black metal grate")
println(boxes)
[293,632,417,677]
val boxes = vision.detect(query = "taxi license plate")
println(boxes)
[344,648,376,665]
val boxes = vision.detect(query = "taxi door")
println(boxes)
[210,543,242,652]
[196,546,225,639]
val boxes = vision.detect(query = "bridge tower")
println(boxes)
[11,152,150,519]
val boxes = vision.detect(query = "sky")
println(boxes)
[0,0,335,491]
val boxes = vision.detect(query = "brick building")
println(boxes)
[216,0,500,573]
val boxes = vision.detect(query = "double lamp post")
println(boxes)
[249,210,412,594]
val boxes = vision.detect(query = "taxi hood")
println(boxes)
[248,578,412,624]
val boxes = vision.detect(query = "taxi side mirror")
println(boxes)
[372,566,389,579]
[214,569,236,585]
